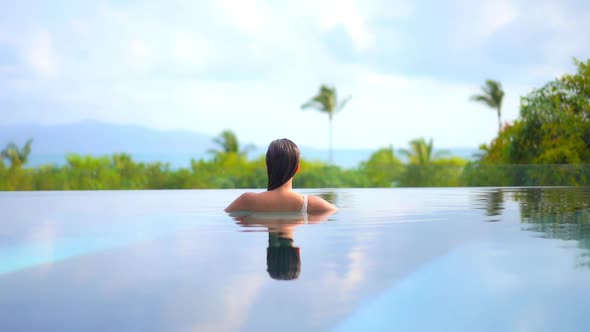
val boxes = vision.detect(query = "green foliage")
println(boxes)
[513,78,590,165]
[399,162,467,187]
[10,127,586,189]
[397,138,465,187]
[0,139,35,190]
[0,135,477,190]
[431,157,468,186]
[1,139,33,169]
[208,130,254,158]
[463,162,590,187]
[483,59,590,165]
[470,58,590,186]
[3,145,589,190]
[358,145,404,187]
[461,162,512,186]
[400,137,436,165]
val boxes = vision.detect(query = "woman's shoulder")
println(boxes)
[226,191,337,213]
[224,191,260,212]
[306,194,338,212]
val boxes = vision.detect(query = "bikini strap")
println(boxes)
[301,194,308,214]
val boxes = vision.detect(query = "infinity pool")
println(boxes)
[1,188,589,331]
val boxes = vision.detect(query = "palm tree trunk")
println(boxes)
[329,114,333,165]
[497,107,502,134]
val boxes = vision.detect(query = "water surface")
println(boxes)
[0,188,589,331]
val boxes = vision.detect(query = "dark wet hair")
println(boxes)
[266,138,300,191]
[267,234,301,280]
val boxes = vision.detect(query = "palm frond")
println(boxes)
[301,100,324,111]
[240,143,256,156]
[207,148,221,155]
[434,149,451,159]
[470,94,496,108]
[21,138,33,164]
[471,79,504,109]
[336,95,352,113]
[399,148,411,158]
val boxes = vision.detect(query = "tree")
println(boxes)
[472,59,590,186]
[301,85,351,164]
[1,138,33,169]
[398,137,458,187]
[208,130,254,158]
[483,59,590,165]
[359,145,404,187]
[471,79,505,134]
[399,137,444,165]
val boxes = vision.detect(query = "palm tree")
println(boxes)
[301,85,351,164]
[208,130,254,158]
[400,137,440,165]
[1,138,33,169]
[470,79,505,134]
[399,137,449,187]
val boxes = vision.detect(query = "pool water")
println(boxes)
[1,188,589,331]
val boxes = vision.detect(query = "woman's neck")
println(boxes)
[272,179,294,192]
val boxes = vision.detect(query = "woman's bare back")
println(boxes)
[225,190,336,213]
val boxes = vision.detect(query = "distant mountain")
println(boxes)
[0,121,216,154]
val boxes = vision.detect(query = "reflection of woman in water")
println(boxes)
[234,211,334,280]
[267,228,301,280]
[225,138,337,213]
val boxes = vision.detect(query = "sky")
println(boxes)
[1,0,589,149]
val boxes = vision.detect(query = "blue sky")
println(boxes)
[1,0,589,149]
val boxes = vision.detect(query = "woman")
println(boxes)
[224,138,337,213]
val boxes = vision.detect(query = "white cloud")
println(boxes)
[6,62,527,149]
[127,40,153,73]
[71,19,89,35]
[173,33,209,67]
[368,0,414,19]
[535,3,590,63]
[219,0,268,33]
[483,0,519,36]
[2,0,590,150]
[533,2,569,29]
[450,0,519,49]
[525,64,566,82]
[312,0,375,50]
[100,5,131,26]
[0,31,11,45]
[0,65,16,74]
[129,40,149,58]
[25,29,58,78]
